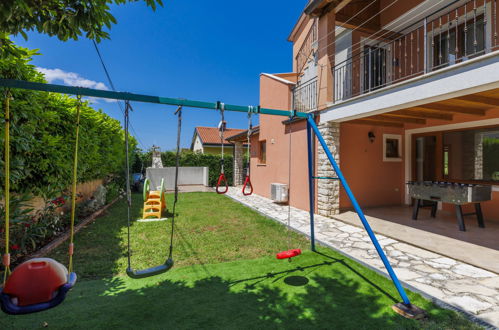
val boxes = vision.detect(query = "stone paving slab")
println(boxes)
[225,188,499,328]
[334,210,499,273]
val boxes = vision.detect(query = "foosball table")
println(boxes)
[406,181,492,231]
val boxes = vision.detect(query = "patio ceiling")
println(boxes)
[349,88,499,128]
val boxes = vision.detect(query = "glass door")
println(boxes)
[363,45,386,93]
[415,135,437,182]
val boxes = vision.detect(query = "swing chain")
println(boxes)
[218,102,226,174]
[124,101,132,208]
[169,105,182,258]
[2,89,12,283]
[124,100,132,269]
[68,95,82,274]
[173,105,182,204]
[286,111,294,254]
[246,106,253,175]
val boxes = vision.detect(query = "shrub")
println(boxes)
[0,194,35,258]
[0,192,69,265]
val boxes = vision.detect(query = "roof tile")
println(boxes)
[196,126,246,145]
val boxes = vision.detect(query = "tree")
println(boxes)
[0,0,163,57]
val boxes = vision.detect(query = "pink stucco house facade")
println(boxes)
[230,0,499,264]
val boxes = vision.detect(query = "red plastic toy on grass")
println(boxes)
[276,249,302,260]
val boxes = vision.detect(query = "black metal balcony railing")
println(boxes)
[293,77,318,112]
[333,0,498,103]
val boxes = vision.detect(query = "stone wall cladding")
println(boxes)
[317,122,340,217]
[234,142,244,186]
[474,133,484,180]
[463,130,475,180]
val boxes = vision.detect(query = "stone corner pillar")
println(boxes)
[317,121,340,217]
[233,141,244,186]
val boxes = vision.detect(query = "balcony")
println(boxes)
[293,77,318,112]
[333,0,499,104]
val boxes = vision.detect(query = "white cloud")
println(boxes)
[37,67,110,91]
[36,67,116,103]
[36,67,116,104]
[84,96,116,105]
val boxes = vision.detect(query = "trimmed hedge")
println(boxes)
[0,43,135,263]
[0,45,136,197]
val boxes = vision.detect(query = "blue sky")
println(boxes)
[12,1,305,151]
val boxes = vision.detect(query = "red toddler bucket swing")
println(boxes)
[1,93,79,315]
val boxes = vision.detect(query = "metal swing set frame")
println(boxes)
[0,78,425,318]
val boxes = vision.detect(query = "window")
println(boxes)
[432,15,485,69]
[443,145,451,178]
[258,140,266,164]
[383,134,402,162]
[459,15,485,58]
[363,45,387,92]
[433,29,457,68]
[443,127,499,182]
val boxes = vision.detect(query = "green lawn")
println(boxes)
[0,193,479,329]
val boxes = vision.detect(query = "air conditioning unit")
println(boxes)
[270,183,288,203]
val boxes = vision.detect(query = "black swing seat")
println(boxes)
[0,272,77,315]
[126,258,174,279]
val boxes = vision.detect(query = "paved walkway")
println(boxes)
[226,188,499,328]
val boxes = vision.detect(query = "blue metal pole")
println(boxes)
[306,115,411,305]
[0,79,309,118]
[306,119,316,251]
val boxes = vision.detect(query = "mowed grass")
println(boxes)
[0,192,480,329]
[47,192,309,279]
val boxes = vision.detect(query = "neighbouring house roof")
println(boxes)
[192,126,247,148]
[226,126,260,142]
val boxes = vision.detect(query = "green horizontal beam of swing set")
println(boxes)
[0,79,310,118]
